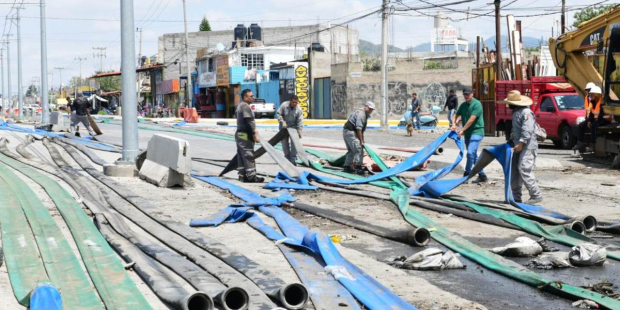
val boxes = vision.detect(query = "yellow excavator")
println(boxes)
[550,6,620,168]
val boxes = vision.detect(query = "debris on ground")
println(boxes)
[491,237,543,257]
[572,299,600,308]
[388,248,465,270]
[581,282,620,300]
[569,243,607,267]
[525,252,572,269]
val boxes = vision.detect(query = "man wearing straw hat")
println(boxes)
[503,90,543,204]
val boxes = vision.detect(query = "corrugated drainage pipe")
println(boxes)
[564,221,587,234]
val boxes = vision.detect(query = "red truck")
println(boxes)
[495,77,585,149]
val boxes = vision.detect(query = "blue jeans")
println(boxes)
[464,134,486,177]
[410,111,421,129]
[447,109,455,128]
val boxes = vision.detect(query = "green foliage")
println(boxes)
[97,110,107,115]
[199,17,212,32]
[25,84,39,97]
[95,71,122,92]
[573,5,614,27]
[69,76,87,88]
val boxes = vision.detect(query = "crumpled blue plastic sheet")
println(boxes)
[29,283,62,310]
[191,175,296,206]
[264,171,319,191]
[191,176,418,310]
[0,121,65,137]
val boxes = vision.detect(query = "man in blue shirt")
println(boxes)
[409,93,421,129]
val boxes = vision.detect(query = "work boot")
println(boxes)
[243,175,265,183]
[463,172,469,178]
[343,167,354,174]
[355,168,368,177]
[472,174,488,184]
[572,141,585,151]
[527,197,543,205]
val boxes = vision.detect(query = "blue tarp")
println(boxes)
[30,283,62,310]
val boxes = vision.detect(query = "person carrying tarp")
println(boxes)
[235,89,265,183]
[277,95,304,165]
[452,87,488,183]
[502,90,543,205]
[69,93,96,137]
[342,101,375,175]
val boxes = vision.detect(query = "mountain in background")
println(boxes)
[358,36,544,54]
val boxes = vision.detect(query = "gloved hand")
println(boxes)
[282,123,288,129]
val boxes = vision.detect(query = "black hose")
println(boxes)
[55,136,110,166]
[95,214,213,310]
[408,199,519,230]
[284,202,430,247]
[38,139,248,310]
[53,138,302,310]
[219,129,289,176]
[15,134,36,160]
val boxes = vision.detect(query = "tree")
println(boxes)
[95,71,122,92]
[26,84,39,97]
[573,5,613,28]
[69,76,87,88]
[199,16,211,31]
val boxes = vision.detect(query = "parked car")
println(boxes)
[494,77,585,149]
[250,98,276,118]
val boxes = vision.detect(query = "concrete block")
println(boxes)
[145,134,191,174]
[103,163,138,177]
[138,159,184,187]
[50,112,64,125]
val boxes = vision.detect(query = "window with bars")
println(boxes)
[241,54,264,70]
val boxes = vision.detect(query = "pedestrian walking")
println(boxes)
[277,95,304,165]
[444,90,458,128]
[452,87,488,183]
[343,101,375,175]
[503,90,543,204]
[410,93,421,129]
[69,93,96,137]
[235,89,264,183]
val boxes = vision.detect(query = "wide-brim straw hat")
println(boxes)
[501,90,533,107]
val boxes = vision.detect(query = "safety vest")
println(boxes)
[590,100,613,121]
[584,96,591,116]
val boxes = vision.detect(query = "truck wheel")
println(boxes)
[560,125,576,149]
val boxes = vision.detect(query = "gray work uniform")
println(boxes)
[70,97,96,136]
[510,107,542,201]
[277,101,304,164]
[342,109,369,167]
[235,101,258,179]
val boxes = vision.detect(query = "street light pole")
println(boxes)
[16,9,23,118]
[40,0,49,124]
[182,0,192,108]
[494,0,502,81]
[380,0,389,130]
[120,0,138,162]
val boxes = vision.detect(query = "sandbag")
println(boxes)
[389,248,465,270]
[491,237,543,257]
[569,243,607,267]
[525,252,572,269]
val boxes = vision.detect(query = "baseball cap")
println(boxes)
[365,101,376,110]
[462,87,473,95]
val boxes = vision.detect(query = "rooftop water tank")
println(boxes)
[234,24,247,41]
[248,23,262,41]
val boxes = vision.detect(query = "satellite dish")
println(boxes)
[216,43,226,51]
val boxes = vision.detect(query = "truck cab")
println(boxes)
[495,77,585,149]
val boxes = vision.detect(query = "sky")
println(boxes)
[0,0,612,94]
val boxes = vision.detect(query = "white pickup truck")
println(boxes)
[250,98,275,119]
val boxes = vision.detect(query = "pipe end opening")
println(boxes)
[569,222,586,234]
[583,216,597,232]
[221,287,249,310]
[280,283,309,310]
[185,292,214,310]
[407,228,431,247]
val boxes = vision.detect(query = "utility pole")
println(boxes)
[15,9,23,118]
[54,67,64,96]
[120,0,139,163]
[75,57,86,97]
[40,0,49,124]
[380,0,389,130]
[182,0,192,108]
[494,0,502,81]
[0,47,4,111]
[561,0,566,35]
[136,27,142,66]
[92,47,106,72]
[7,37,11,115]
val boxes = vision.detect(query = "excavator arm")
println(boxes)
[550,6,620,116]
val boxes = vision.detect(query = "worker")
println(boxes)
[443,89,459,128]
[277,95,304,165]
[66,96,75,125]
[452,87,488,183]
[235,89,264,183]
[575,86,613,150]
[504,90,543,205]
[410,93,421,130]
[69,93,96,137]
[343,101,375,175]
[583,82,595,115]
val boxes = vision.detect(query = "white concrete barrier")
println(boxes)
[50,112,64,125]
[139,134,191,187]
